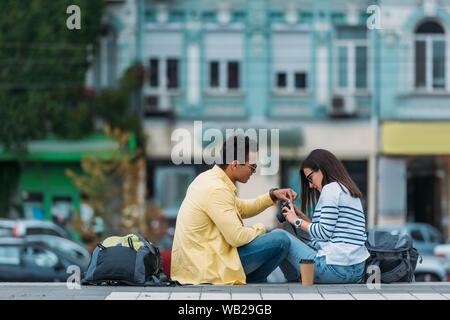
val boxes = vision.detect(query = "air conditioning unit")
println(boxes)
[145,95,159,113]
[329,94,357,117]
[144,94,174,118]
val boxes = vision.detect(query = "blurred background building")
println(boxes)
[1,0,449,242]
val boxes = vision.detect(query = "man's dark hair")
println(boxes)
[219,135,258,170]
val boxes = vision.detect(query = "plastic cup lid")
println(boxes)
[299,259,315,264]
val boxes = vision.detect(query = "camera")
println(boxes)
[276,201,291,223]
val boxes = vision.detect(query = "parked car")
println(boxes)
[434,242,450,281]
[370,223,447,282]
[370,223,445,255]
[414,255,447,282]
[0,219,72,240]
[0,237,88,282]
[24,234,90,268]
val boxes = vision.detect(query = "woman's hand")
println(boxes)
[282,201,299,225]
[292,203,311,222]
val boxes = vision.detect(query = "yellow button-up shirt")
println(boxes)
[170,165,276,285]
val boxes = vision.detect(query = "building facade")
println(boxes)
[375,0,450,239]
[93,0,449,237]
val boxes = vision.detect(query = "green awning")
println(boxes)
[0,133,136,162]
[200,124,304,148]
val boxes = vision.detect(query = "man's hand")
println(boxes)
[270,188,298,202]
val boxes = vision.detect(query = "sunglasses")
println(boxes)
[305,170,315,183]
[241,163,257,172]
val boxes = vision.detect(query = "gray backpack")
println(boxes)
[362,230,420,283]
[82,232,178,286]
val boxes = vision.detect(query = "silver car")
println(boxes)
[24,234,90,269]
[434,242,450,281]
[0,219,71,239]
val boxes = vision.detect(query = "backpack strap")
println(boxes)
[380,260,410,283]
[133,232,158,255]
[143,274,181,287]
[127,236,135,250]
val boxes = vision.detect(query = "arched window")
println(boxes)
[414,20,446,90]
[92,25,118,89]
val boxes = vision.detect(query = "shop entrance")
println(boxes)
[406,156,446,236]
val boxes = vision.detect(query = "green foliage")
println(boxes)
[0,0,104,153]
[0,1,147,218]
[0,162,21,218]
[119,61,146,93]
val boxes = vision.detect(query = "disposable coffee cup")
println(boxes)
[299,259,315,286]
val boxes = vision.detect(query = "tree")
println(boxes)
[65,126,147,252]
[0,0,104,154]
[0,1,147,220]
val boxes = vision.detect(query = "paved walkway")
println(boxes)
[0,282,449,300]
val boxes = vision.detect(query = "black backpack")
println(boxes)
[82,232,179,286]
[362,230,420,283]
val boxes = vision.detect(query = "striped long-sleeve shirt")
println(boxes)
[308,182,370,266]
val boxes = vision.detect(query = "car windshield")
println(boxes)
[29,240,88,266]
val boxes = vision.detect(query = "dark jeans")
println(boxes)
[237,229,290,283]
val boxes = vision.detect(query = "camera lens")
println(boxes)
[276,201,289,223]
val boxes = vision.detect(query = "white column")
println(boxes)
[187,43,200,105]
[316,44,329,105]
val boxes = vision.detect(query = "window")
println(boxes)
[207,60,241,91]
[295,72,307,90]
[167,59,179,89]
[149,59,159,87]
[334,27,368,91]
[338,47,348,87]
[27,228,61,237]
[277,72,287,89]
[355,46,367,88]
[92,25,118,89]
[209,61,220,88]
[205,31,243,92]
[410,229,425,242]
[414,21,446,90]
[272,31,310,92]
[0,246,20,265]
[426,225,444,244]
[148,58,179,89]
[227,61,240,89]
[22,191,44,220]
[154,167,196,218]
[23,246,59,268]
[145,31,182,91]
[51,196,73,223]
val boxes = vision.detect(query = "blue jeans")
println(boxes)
[278,232,365,284]
[279,231,318,281]
[313,255,365,284]
[238,229,290,283]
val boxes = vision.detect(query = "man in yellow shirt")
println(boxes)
[171,135,297,284]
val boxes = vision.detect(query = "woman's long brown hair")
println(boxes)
[300,149,362,217]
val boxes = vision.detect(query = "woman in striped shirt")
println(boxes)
[279,149,369,284]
